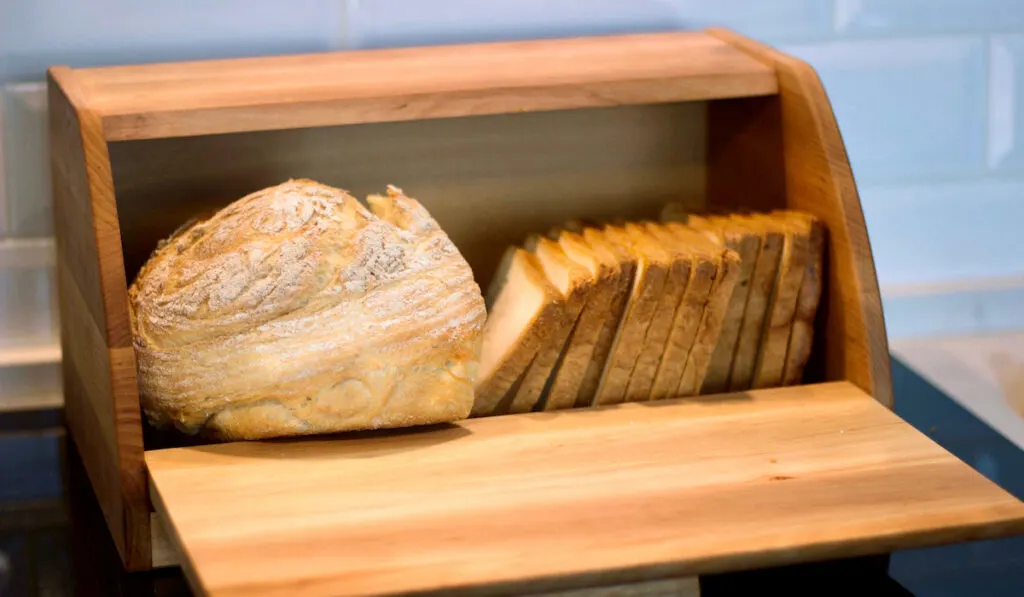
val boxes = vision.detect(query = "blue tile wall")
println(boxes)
[861,179,1024,286]
[344,0,833,49]
[0,0,344,81]
[836,0,1024,37]
[343,0,682,49]
[785,38,988,185]
[669,0,835,43]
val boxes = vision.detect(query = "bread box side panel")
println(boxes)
[108,102,707,293]
[48,68,151,570]
[706,30,892,407]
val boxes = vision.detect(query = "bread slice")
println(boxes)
[728,215,785,392]
[750,212,813,389]
[575,227,635,407]
[781,212,826,386]
[542,230,620,410]
[506,236,591,413]
[677,241,741,398]
[647,222,718,400]
[685,215,763,395]
[473,248,564,416]
[593,224,671,405]
[622,222,692,402]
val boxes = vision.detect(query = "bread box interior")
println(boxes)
[48,28,1024,596]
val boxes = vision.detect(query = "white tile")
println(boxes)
[344,0,832,49]
[861,179,1024,287]
[1,82,51,237]
[0,0,344,80]
[989,34,1024,172]
[786,37,987,184]
[836,0,1024,36]
[0,266,57,350]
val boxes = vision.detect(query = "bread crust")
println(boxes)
[507,237,591,413]
[728,216,784,391]
[686,215,762,395]
[624,223,691,402]
[647,222,717,400]
[129,180,486,440]
[751,212,811,389]
[576,228,636,406]
[474,248,562,416]
[543,230,619,411]
[593,225,670,405]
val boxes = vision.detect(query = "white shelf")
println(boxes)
[0,237,55,268]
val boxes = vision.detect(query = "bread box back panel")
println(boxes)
[43,29,928,578]
[108,102,707,294]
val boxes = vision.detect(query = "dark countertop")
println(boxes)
[0,357,1021,597]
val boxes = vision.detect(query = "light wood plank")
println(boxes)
[59,32,776,140]
[48,68,151,570]
[148,382,1024,597]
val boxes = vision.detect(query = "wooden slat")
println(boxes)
[60,32,777,140]
[147,382,1024,597]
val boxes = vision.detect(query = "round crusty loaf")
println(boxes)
[128,179,486,440]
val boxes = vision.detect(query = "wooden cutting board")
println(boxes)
[147,382,1024,597]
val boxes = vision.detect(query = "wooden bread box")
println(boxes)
[48,28,1024,596]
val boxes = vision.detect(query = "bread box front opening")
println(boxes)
[107,97,827,450]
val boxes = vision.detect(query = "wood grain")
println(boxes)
[48,67,150,570]
[61,32,776,140]
[148,382,1024,597]
[706,29,893,407]
[108,102,706,293]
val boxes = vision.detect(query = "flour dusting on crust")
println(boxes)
[129,180,486,440]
